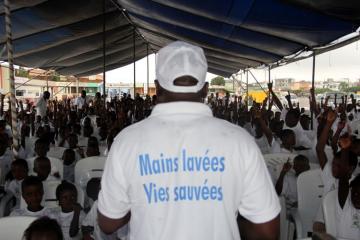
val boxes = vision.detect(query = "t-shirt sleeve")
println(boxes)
[82,202,96,227]
[98,140,130,219]
[238,144,281,224]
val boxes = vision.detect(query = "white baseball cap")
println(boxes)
[156,41,208,93]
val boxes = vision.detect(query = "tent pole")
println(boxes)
[147,43,149,95]
[246,70,249,108]
[102,0,106,100]
[133,28,136,98]
[268,66,271,107]
[311,54,316,130]
[4,0,18,149]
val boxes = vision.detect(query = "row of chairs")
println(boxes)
[0,156,106,217]
[263,153,334,240]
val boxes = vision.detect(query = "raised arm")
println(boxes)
[331,120,346,153]
[316,110,337,169]
[285,91,293,109]
[254,110,273,146]
[275,161,291,195]
[268,83,283,111]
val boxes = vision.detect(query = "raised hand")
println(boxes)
[326,110,337,124]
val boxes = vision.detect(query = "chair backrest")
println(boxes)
[27,157,64,179]
[279,196,289,240]
[264,153,297,183]
[74,156,106,188]
[297,169,324,237]
[20,180,85,208]
[47,146,66,159]
[0,216,37,239]
[322,190,337,237]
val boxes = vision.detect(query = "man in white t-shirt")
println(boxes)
[35,91,50,118]
[98,41,280,240]
[75,90,89,111]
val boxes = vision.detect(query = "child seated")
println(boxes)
[275,155,310,210]
[86,136,100,157]
[271,129,296,154]
[0,133,13,184]
[34,157,58,181]
[10,176,53,217]
[50,181,85,240]
[67,133,85,160]
[5,159,29,209]
[27,138,61,178]
[62,149,76,183]
[23,216,63,240]
[82,178,128,240]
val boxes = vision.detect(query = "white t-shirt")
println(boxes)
[5,179,23,209]
[335,193,360,240]
[50,208,86,240]
[75,97,88,110]
[10,206,53,217]
[283,122,312,148]
[0,149,13,184]
[35,97,48,118]
[82,200,125,240]
[255,135,272,154]
[98,102,280,240]
[281,171,298,209]
[26,156,62,178]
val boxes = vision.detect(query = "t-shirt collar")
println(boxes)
[150,101,212,117]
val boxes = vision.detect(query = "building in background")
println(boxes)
[274,78,294,91]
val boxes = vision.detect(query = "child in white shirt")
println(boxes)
[10,176,53,217]
[50,181,85,240]
[82,178,128,240]
[5,159,28,209]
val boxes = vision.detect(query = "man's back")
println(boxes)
[99,102,280,240]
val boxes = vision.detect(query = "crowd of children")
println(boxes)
[0,84,360,239]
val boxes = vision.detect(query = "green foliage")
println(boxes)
[339,82,349,91]
[210,76,225,86]
[344,86,360,93]
[15,69,29,78]
[314,88,332,94]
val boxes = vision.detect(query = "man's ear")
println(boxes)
[154,80,162,97]
[200,82,209,99]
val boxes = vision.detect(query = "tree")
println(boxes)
[210,76,225,86]
[339,82,349,91]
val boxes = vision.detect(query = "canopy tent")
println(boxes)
[0,0,359,77]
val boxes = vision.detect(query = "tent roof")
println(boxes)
[0,0,359,77]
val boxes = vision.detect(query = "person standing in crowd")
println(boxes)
[35,91,50,119]
[98,41,280,240]
[75,90,89,111]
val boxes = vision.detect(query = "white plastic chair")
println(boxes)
[322,190,337,237]
[292,169,324,239]
[0,216,37,239]
[47,146,66,159]
[264,153,297,183]
[20,180,85,208]
[27,156,64,179]
[74,156,106,188]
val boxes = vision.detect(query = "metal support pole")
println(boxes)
[4,0,18,148]
[246,70,249,108]
[248,70,268,94]
[147,43,149,95]
[102,0,106,99]
[46,75,49,91]
[311,54,316,130]
[76,78,79,96]
[133,29,136,98]
[268,66,271,107]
